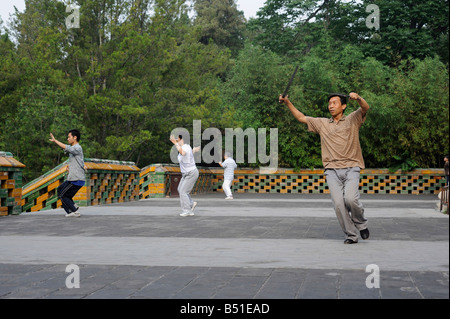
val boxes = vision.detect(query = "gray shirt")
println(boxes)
[65,144,85,181]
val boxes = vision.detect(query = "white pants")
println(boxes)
[222,179,233,197]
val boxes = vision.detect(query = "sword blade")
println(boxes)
[282,66,299,98]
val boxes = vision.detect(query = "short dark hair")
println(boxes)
[69,129,81,142]
[328,94,348,106]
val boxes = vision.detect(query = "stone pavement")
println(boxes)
[0,193,448,301]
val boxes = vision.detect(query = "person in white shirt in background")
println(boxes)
[219,152,238,200]
[170,135,199,217]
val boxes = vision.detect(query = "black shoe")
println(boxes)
[360,229,370,240]
[344,239,357,244]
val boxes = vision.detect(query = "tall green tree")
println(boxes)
[248,0,358,57]
[221,43,325,169]
[249,0,449,65]
[59,0,233,165]
[193,0,246,56]
[1,0,448,177]
[0,31,21,116]
[2,83,88,181]
[354,0,449,66]
[1,0,236,178]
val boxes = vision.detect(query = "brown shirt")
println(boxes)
[306,108,367,169]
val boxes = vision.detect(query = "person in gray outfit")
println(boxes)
[49,130,86,218]
[170,134,199,217]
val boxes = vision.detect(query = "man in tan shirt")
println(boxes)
[279,93,370,244]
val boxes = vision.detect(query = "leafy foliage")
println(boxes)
[0,0,448,181]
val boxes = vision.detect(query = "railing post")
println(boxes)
[440,186,449,213]
[0,152,26,216]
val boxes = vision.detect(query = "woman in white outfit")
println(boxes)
[219,152,238,200]
[170,135,199,217]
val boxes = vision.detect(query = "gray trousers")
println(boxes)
[178,169,199,213]
[325,167,368,242]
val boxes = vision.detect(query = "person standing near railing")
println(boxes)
[49,130,85,218]
[444,155,449,186]
[219,152,238,200]
[170,134,199,217]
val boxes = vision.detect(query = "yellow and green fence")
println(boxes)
[21,159,140,213]
[0,151,447,215]
[0,152,26,216]
[212,168,446,195]
[139,164,213,199]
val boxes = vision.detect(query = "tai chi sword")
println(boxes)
[281,65,299,98]
[281,65,350,99]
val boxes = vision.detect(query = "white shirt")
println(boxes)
[222,157,237,180]
[178,144,197,174]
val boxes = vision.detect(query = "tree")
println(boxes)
[1,0,448,176]
[2,83,88,182]
[1,0,236,178]
[354,0,449,66]
[357,57,449,169]
[221,42,325,169]
[193,0,246,56]
[249,0,449,65]
[0,31,21,116]
[247,0,358,58]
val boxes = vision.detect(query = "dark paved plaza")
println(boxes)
[1,194,448,300]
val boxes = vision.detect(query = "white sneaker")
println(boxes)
[66,212,81,218]
[225,196,234,200]
[192,202,198,212]
[180,211,195,217]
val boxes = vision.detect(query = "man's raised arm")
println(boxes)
[349,92,370,115]
[279,95,308,124]
[49,133,67,150]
